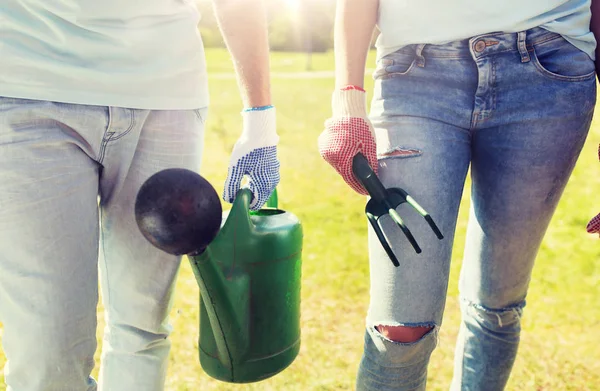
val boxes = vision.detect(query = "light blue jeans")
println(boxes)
[0,98,207,391]
[357,28,596,390]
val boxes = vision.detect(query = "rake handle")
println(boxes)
[352,153,388,204]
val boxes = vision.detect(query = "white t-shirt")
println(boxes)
[376,0,596,60]
[0,0,209,110]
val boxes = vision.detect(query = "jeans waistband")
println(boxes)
[397,27,561,60]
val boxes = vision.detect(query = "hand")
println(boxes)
[318,87,378,195]
[587,143,600,236]
[223,107,280,210]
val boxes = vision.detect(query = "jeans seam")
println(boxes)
[528,33,566,47]
[99,209,111,325]
[421,53,471,59]
[99,108,113,164]
[107,110,136,141]
[456,324,467,390]
[98,110,136,164]
[98,133,113,165]
[375,59,417,80]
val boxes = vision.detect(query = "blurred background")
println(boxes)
[199,0,338,56]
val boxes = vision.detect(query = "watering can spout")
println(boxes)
[189,245,251,368]
[188,188,303,383]
[189,189,255,367]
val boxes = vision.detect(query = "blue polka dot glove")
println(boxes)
[223,107,280,210]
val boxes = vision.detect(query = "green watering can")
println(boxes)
[187,188,303,383]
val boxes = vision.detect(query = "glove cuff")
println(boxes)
[240,106,278,147]
[332,88,368,118]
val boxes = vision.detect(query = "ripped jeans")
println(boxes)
[357,28,595,390]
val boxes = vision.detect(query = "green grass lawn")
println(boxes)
[0,49,599,390]
[204,48,377,74]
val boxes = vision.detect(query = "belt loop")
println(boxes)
[415,44,426,67]
[517,31,530,63]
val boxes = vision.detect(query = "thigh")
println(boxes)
[99,108,207,329]
[0,98,101,386]
[368,52,475,324]
[367,117,470,326]
[461,38,596,308]
[367,47,477,326]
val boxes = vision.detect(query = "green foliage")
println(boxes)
[202,47,377,74]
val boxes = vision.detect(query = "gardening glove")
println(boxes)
[318,87,378,195]
[587,143,600,236]
[223,106,280,211]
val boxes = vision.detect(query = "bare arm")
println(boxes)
[211,0,271,108]
[334,0,379,89]
[591,0,600,77]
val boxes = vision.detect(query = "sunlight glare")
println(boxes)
[283,0,301,13]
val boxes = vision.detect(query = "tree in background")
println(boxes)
[196,0,335,52]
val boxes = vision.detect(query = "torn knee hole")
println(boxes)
[376,324,434,343]
[465,300,525,328]
[378,147,422,159]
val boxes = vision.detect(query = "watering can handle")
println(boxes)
[227,187,279,234]
[266,188,278,209]
[223,188,255,235]
[225,188,280,238]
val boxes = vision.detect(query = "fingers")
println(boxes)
[223,146,280,209]
[364,140,379,176]
[587,213,600,235]
[223,166,244,204]
[318,117,378,195]
[248,162,280,210]
[340,158,369,195]
[589,144,600,235]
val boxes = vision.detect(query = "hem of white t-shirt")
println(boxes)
[375,27,596,62]
[0,83,210,110]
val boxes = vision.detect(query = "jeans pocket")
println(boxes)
[373,49,416,80]
[530,35,596,82]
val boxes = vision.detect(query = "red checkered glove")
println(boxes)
[587,144,600,236]
[318,87,378,195]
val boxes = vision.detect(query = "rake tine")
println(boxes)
[423,215,444,240]
[367,213,400,267]
[388,208,422,254]
[397,190,445,240]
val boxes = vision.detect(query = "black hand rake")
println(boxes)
[352,153,444,267]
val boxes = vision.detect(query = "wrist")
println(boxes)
[335,72,367,90]
[240,106,278,142]
[243,105,274,112]
[332,88,368,117]
[340,85,366,93]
